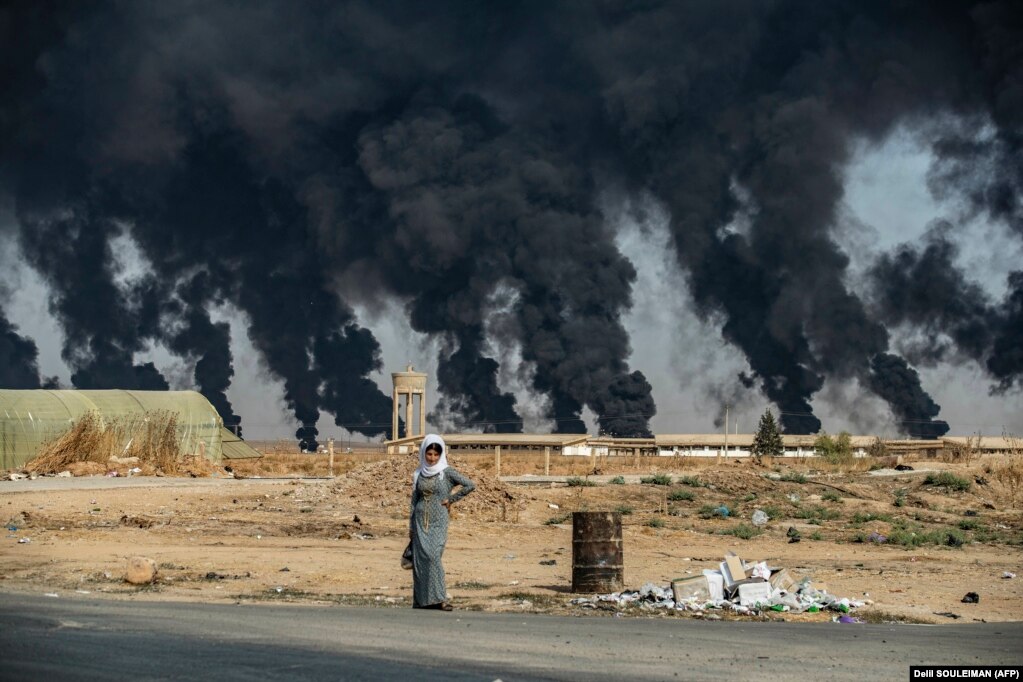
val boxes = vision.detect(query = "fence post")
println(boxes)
[495,445,502,478]
[544,446,551,476]
[328,438,335,477]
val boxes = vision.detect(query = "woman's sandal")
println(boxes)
[439,602,453,611]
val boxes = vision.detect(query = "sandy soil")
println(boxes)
[2,454,1021,623]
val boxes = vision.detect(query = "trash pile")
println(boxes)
[570,551,866,619]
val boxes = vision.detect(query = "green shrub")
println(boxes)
[566,476,597,487]
[645,518,665,528]
[924,472,971,492]
[667,489,695,502]
[677,475,704,487]
[722,523,763,539]
[544,513,571,525]
[893,489,907,507]
[809,531,823,541]
[851,511,893,524]
[614,504,634,516]
[794,505,841,522]
[886,527,967,548]
[760,504,784,520]
[609,475,625,485]
[957,519,982,531]
[780,472,808,484]
[822,491,842,503]
[697,504,731,519]
[940,529,966,547]
[815,431,855,465]
[640,474,673,486]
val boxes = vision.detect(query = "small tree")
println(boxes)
[815,430,853,465]
[751,409,783,463]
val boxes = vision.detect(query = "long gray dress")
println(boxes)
[409,468,475,607]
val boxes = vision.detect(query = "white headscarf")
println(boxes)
[413,433,448,489]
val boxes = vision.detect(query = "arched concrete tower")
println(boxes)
[391,364,427,439]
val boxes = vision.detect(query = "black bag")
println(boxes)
[401,542,414,570]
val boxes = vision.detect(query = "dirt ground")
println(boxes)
[2,453,1021,624]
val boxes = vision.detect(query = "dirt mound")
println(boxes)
[331,454,517,520]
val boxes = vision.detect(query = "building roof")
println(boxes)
[387,433,590,448]
[942,436,1022,451]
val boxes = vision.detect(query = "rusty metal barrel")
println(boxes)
[571,511,623,593]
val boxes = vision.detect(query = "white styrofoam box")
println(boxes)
[738,581,773,606]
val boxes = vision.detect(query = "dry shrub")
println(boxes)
[866,437,889,458]
[942,435,979,464]
[26,411,195,476]
[992,458,1023,508]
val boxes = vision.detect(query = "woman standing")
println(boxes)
[409,434,475,610]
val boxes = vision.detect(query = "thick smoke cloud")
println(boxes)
[868,224,1023,396]
[0,307,49,389]
[1,1,1021,439]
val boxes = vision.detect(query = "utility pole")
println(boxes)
[723,404,729,459]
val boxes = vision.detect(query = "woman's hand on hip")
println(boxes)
[441,500,451,513]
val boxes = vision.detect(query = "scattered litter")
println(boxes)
[1002,572,1016,579]
[274,586,284,593]
[866,532,887,544]
[8,473,27,481]
[128,467,142,475]
[935,612,961,619]
[280,567,290,572]
[571,551,865,617]
[44,593,59,598]
[548,503,560,510]
[787,493,801,503]
[894,464,914,471]
[961,592,980,604]
[786,527,801,543]
[504,554,516,560]
[17,538,30,544]
[836,615,862,624]
[539,560,557,566]
[714,505,730,518]
[751,510,768,527]
[56,471,72,478]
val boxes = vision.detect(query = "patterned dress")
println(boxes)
[409,468,475,607]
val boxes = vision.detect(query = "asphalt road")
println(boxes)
[1,593,1020,681]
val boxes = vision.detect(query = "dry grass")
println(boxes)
[229,451,392,478]
[26,411,196,476]
[230,451,755,478]
[992,457,1023,508]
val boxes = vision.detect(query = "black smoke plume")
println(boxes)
[2,1,1022,440]
[0,307,49,389]
[869,224,1023,395]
